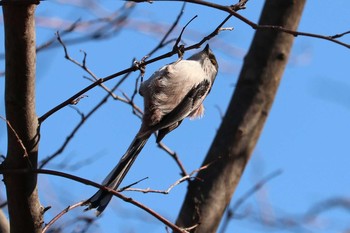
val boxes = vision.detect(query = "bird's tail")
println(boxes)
[84,135,149,215]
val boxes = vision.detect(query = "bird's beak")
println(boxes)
[204,44,210,53]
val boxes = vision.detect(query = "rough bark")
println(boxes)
[2,2,43,233]
[176,0,306,232]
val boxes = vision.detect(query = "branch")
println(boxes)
[0,116,28,158]
[124,163,212,194]
[42,201,86,233]
[0,3,136,62]
[131,0,350,49]
[38,13,234,123]
[56,31,127,102]
[304,197,350,221]
[157,141,188,177]
[176,0,307,232]
[0,168,188,233]
[219,170,282,233]
[147,2,186,57]
[39,3,187,167]
[38,70,133,168]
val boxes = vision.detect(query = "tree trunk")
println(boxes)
[176,0,306,232]
[2,2,43,233]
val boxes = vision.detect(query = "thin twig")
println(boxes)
[39,6,190,170]
[157,141,188,177]
[219,170,283,233]
[35,3,135,54]
[38,71,133,168]
[147,2,187,57]
[39,13,234,123]
[0,115,28,157]
[0,168,188,233]
[125,162,211,194]
[173,14,198,55]
[329,30,350,39]
[56,32,120,100]
[42,201,86,233]
[131,0,350,49]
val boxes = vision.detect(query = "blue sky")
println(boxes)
[1,1,350,233]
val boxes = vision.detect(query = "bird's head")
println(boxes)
[188,44,219,81]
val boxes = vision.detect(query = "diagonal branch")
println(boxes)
[39,3,189,173]
[124,162,212,194]
[0,168,188,233]
[219,170,282,233]
[38,14,234,123]
[131,0,350,49]
[0,116,29,158]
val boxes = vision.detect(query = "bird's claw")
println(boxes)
[134,55,149,77]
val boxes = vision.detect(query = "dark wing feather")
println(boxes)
[152,79,211,140]
[156,120,183,143]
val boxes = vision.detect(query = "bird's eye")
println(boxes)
[209,54,217,67]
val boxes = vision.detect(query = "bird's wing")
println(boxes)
[156,120,183,143]
[149,78,211,133]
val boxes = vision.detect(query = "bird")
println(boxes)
[84,44,219,215]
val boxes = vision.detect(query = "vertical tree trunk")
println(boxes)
[2,2,43,233]
[176,0,306,232]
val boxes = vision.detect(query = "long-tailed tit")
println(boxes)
[85,44,218,215]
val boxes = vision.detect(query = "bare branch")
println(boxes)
[131,0,350,49]
[56,32,121,100]
[330,30,350,39]
[0,168,188,233]
[304,197,350,221]
[42,201,86,233]
[38,70,133,168]
[176,1,306,231]
[0,115,28,157]
[157,141,188,177]
[36,19,81,54]
[39,5,190,169]
[219,170,283,233]
[37,3,135,52]
[38,14,234,123]
[147,2,186,57]
[124,163,212,194]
